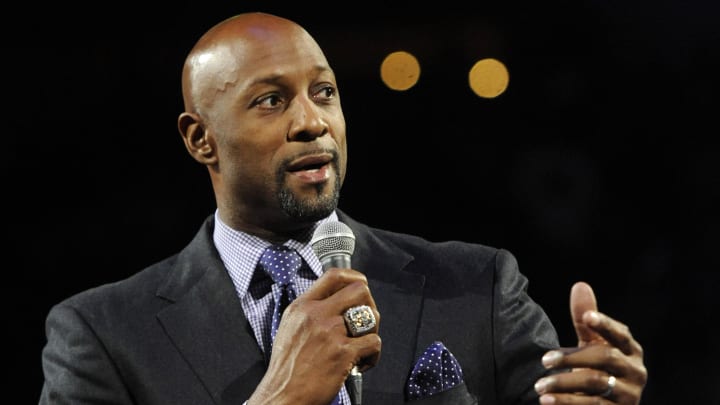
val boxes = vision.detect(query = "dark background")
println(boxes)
[8,0,719,403]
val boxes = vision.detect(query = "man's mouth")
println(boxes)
[287,153,333,171]
[286,152,334,183]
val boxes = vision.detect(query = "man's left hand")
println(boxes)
[534,281,648,404]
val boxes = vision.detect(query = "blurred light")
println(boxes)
[380,51,420,91]
[468,58,509,98]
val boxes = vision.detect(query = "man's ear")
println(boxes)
[178,112,217,165]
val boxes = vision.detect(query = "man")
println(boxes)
[39,12,647,405]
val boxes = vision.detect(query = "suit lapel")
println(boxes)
[153,213,430,403]
[156,218,266,404]
[340,213,426,402]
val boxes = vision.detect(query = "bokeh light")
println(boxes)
[468,58,509,98]
[380,51,421,91]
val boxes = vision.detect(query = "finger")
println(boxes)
[570,281,601,346]
[325,276,378,312]
[311,268,381,334]
[535,368,620,398]
[300,267,368,301]
[541,344,646,386]
[582,310,644,357]
[538,392,614,405]
[294,269,381,350]
[326,278,379,321]
[545,345,617,371]
[347,333,382,372]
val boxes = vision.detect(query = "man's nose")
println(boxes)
[286,97,329,141]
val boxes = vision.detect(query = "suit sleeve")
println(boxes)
[39,302,133,405]
[492,249,559,405]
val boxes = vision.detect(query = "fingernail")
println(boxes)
[534,377,554,394]
[539,394,556,404]
[586,310,601,326]
[542,350,563,368]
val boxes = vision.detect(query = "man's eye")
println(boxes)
[256,94,282,108]
[316,86,336,99]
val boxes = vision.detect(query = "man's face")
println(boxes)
[193,23,347,232]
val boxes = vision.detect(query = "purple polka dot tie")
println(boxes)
[259,245,302,350]
[259,245,343,405]
[406,341,464,400]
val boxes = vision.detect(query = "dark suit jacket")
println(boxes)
[39,210,559,404]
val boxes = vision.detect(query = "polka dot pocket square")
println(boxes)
[406,341,467,401]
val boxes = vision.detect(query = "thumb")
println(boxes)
[570,281,600,346]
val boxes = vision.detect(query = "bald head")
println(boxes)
[176,12,346,236]
[181,12,329,116]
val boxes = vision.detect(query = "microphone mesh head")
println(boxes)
[310,221,355,260]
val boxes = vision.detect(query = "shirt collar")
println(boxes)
[212,210,339,298]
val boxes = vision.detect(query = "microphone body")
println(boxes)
[310,221,362,405]
[347,367,363,405]
[321,254,351,270]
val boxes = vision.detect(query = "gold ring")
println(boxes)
[344,305,376,337]
[600,375,616,398]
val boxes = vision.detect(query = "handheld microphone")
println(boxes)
[310,220,355,269]
[310,221,362,405]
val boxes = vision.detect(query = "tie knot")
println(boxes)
[259,245,302,285]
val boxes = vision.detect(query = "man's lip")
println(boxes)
[286,152,334,171]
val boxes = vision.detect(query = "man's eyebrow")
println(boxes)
[246,75,283,88]
[245,66,334,88]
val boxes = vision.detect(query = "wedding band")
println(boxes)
[344,305,376,337]
[600,375,616,398]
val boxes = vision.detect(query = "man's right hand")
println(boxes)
[248,268,381,405]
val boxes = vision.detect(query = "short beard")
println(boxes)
[276,156,341,222]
